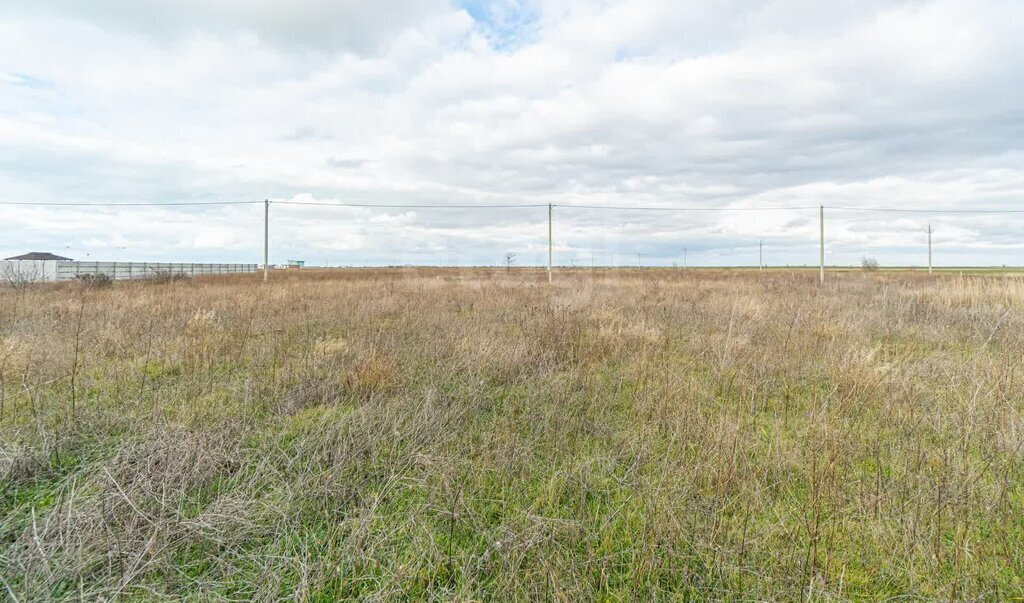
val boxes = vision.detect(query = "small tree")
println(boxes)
[861,257,880,271]
[504,252,516,272]
[0,262,42,290]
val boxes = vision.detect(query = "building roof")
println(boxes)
[4,252,73,261]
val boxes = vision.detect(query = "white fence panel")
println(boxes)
[39,261,258,282]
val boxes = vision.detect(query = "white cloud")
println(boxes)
[1,0,456,53]
[1,0,1023,266]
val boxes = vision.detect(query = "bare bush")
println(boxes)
[74,272,113,288]
[145,268,191,283]
[0,262,42,289]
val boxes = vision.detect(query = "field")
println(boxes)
[2,268,1023,600]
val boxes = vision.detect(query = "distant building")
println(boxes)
[4,251,73,261]
[286,260,305,269]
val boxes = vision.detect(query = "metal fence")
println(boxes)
[0,260,257,283]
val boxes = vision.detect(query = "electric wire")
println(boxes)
[2,199,1022,214]
[0,200,261,207]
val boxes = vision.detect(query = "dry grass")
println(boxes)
[1,268,1023,600]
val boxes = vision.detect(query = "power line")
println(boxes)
[0,200,261,207]
[556,204,818,211]
[2,199,1022,214]
[278,201,818,211]
[275,201,548,209]
[827,206,1024,214]
[563,204,1024,213]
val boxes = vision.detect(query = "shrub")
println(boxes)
[74,273,114,288]
[145,269,191,283]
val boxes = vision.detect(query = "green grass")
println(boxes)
[2,269,1024,599]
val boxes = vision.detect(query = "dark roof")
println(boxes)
[4,252,73,261]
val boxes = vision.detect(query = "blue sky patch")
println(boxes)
[456,0,539,50]
[8,72,56,89]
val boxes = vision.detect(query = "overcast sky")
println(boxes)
[2,0,1023,266]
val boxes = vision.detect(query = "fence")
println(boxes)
[0,260,257,283]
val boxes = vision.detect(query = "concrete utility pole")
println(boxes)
[819,205,825,286]
[263,199,269,283]
[928,224,933,275]
[547,203,553,283]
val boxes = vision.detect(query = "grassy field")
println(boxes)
[2,268,1023,600]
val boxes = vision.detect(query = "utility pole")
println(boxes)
[637,254,641,269]
[819,205,825,286]
[683,247,687,270]
[263,199,269,283]
[547,203,553,283]
[928,224,933,275]
[759,240,763,271]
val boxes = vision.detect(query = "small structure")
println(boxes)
[286,260,306,269]
[5,251,73,261]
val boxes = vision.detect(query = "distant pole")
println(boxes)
[759,240,763,271]
[928,224,933,274]
[263,199,269,283]
[547,203,553,283]
[818,205,825,286]
[637,254,641,269]
[683,247,687,269]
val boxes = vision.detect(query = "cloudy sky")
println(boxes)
[2,0,1023,267]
